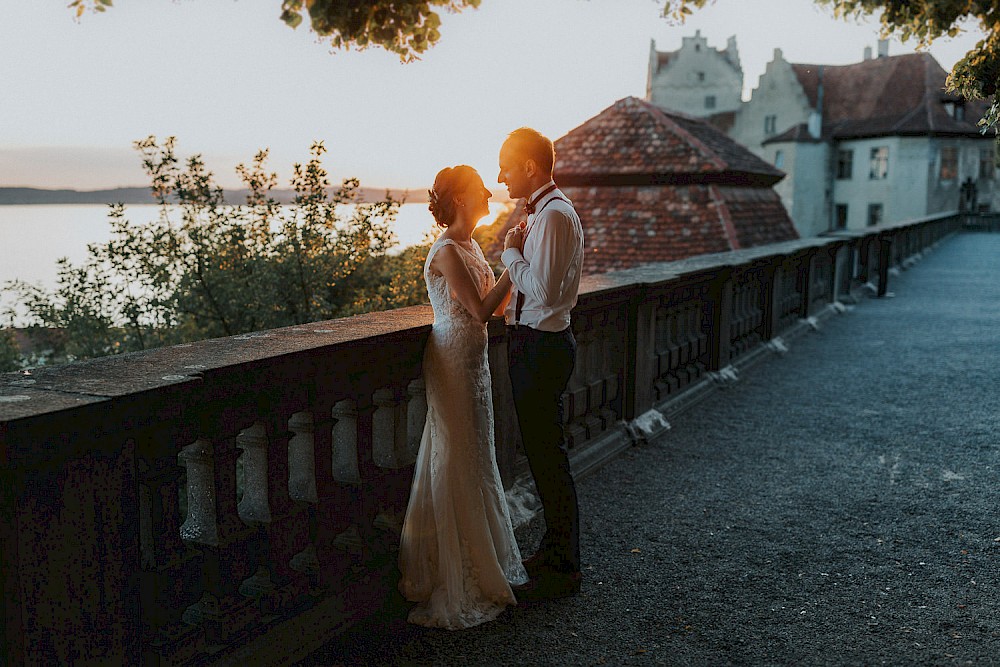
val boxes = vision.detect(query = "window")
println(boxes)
[939,146,958,181]
[867,203,883,227]
[835,204,848,230]
[697,71,705,82]
[980,148,995,180]
[764,115,777,136]
[704,95,716,109]
[836,149,853,179]
[774,150,784,169]
[869,146,888,180]
[944,101,966,121]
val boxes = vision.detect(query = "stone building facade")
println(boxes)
[646,30,743,120]
[648,37,998,237]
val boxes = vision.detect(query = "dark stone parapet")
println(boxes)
[0,212,962,665]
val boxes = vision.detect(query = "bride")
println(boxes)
[397,165,528,629]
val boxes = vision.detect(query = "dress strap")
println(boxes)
[426,238,456,266]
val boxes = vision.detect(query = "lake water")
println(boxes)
[0,202,506,321]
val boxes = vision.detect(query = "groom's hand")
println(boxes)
[504,223,525,251]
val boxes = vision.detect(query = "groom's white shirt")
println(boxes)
[501,181,584,332]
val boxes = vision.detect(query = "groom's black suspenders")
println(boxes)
[514,196,570,327]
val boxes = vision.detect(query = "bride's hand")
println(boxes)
[504,224,524,251]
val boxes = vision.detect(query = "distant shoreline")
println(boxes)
[0,186,433,206]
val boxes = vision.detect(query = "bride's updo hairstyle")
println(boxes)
[428,165,477,228]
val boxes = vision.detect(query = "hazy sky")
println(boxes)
[0,0,986,191]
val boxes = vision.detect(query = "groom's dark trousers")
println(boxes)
[507,324,580,573]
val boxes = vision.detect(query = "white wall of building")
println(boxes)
[829,137,907,229]
[729,49,811,161]
[789,142,830,236]
[647,32,743,117]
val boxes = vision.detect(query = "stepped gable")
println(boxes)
[790,53,991,139]
[552,97,797,275]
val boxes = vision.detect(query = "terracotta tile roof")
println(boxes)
[555,97,784,186]
[706,110,738,134]
[564,183,798,276]
[763,123,823,145]
[565,185,733,275]
[790,53,991,139]
[714,186,799,248]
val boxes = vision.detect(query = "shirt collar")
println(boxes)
[528,181,557,204]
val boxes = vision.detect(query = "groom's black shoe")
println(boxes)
[522,551,559,578]
[513,571,582,602]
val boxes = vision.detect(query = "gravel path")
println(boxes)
[300,232,1000,666]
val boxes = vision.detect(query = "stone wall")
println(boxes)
[0,212,961,665]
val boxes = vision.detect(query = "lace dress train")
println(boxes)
[398,238,527,630]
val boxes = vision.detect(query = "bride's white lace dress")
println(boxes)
[398,237,528,629]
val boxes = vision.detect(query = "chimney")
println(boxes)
[809,65,824,139]
[877,39,889,58]
[863,46,872,61]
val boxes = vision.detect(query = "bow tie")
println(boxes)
[524,184,558,215]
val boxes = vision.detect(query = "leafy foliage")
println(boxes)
[0,329,20,372]
[3,137,431,365]
[69,0,482,62]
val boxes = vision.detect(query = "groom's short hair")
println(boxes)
[504,127,555,176]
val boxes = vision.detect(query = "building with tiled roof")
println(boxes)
[548,96,797,275]
[748,43,996,236]
[649,37,999,237]
[647,31,743,119]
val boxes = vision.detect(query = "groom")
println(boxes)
[499,127,585,601]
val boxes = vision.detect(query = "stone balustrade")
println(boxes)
[0,212,961,665]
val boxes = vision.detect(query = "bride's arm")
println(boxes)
[493,270,512,317]
[432,246,512,324]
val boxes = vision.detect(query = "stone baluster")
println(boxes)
[235,422,279,613]
[178,429,266,644]
[288,412,318,505]
[329,399,366,560]
[138,446,191,657]
[692,294,709,362]
[564,317,590,448]
[652,303,672,399]
[583,312,606,439]
[177,437,231,644]
[730,275,748,352]
[237,423,272,524]
[372,385,413,470]
[331,399,361,485]
[406,378,427,463]
[287,411,322,593]
[602,306,623,425]
[178,438,220,548]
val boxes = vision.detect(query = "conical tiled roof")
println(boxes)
[555,97,784,186]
